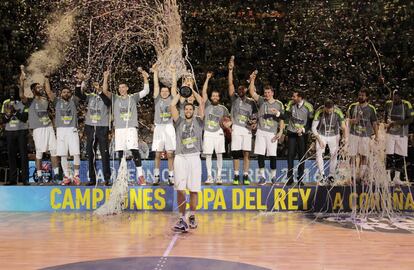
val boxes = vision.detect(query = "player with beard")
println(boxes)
[202,71,230,185]
[347,87,378,182]
[228,56,257,185]
[44,78,81,185]
[170,89,205,232]
[249,71,285,185]
[19,69,60,184]
[384,90,413,185]
[75,69,112,186]
[151,64,177,186]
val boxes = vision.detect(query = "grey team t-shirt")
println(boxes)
[154,95,173,125]
[1,100,28,131]
[28,97,52,129]
[257,96,284,134]
[347,103,377,137]
[285,100,314,133]
[313,106,345,136]
[230,94,256,128]
[174,116,204,155]
[113,94,141,129]
[204,99,229,132]
[85,93,110,127]
[385,100,414,137]
[54,97,79,128]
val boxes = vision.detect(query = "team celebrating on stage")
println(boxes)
[2,56,413,231]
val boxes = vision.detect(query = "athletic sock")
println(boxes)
[137,167,143,177]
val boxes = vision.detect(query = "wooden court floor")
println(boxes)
[0,212,413,270]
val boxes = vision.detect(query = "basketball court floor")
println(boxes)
[1,211,414,270]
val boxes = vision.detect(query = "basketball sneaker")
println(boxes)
[232,175,240,185]
[51,174,61,185]
[104,180,112,186]
[271,176,280,185]
[33,171,41,184]
[173,218,189,233]
[189,215,198,229]
[138,175,146,186]
[286,178,294,186]
[38,175,46,186]
[243,174,250,185]
[317,175,326,186]
[327,176,335,185]
[168,175,175,186]
[205,176,214,185]
[258,176,266,186]
[61,176,71,186]
[153,175,160,186]
[215,177,223,185]
[73,175,81,186]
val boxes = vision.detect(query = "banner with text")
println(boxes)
[0,186,413,212]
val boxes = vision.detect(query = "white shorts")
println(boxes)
[56,127,80,156]
[316,135,340,175]
[315,135,340,154]
[115,128,139,151]
[33,126,57,155]
[174,153,201,192]
[152,124,176,152]
[348,134,370,156]
[231,125,252,151]
[254,129,278,156]
[203,130,225,154]
[386,134,408,156]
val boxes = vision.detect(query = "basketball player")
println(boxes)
[384,90,413,185]
[228,56,257,185]
[312,99,347,185]
[19,70,60,184]
[44,79,81,185]
[249,71,285,185]
[347,87,378,182]
[202,71,230,185]
[170,90,205,232]
[285,90,314,186]
[75,69,112,186]
[151,64,177,186]
[112,68,150,185]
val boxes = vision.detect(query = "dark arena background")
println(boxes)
[1,1,414,269]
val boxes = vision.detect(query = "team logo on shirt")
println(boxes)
[119,105,132,121]
[59,102,73,125]
[88,97,103,123]
[160,102,171,122]
[182,122,197,150]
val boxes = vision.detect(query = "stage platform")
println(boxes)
[0,185,413,212]
[21,159,348,184]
